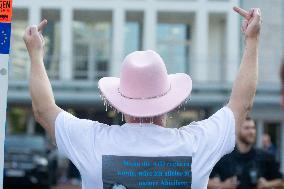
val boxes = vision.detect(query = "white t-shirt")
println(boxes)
[55,106,235,189]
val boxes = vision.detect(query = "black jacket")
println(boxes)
[210,147,283,189]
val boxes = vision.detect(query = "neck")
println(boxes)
[237,140,253,153]
[125,115,166,127]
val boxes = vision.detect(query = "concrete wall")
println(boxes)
[243,0,284,84]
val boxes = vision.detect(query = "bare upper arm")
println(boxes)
[227,100,251,132]
[33,103,63,142]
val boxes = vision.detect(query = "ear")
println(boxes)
[124,114,131,122]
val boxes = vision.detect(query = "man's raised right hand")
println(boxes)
[233,7,262,40]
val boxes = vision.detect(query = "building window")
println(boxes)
[124,11,143,56]
[157,12,192,74]
[73,10,112,80]
[10,9,29,80]
[208,13,226,82]
[41,9,61,80]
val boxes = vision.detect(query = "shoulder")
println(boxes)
[252,148,275,163]
[55,110,112,135]
[198,106,235,127]
[219,148,236,162]
[213,150,235,172]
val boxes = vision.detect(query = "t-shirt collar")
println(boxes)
[122,122,162,127]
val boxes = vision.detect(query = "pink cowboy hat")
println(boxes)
[98,50,192,117]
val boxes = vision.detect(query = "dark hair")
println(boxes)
[244,115,255,127]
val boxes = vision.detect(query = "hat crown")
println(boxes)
[120,50,170,99]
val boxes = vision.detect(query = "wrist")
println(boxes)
[30,54,43,63]
[245,36,259,45]
[245,38,259,50]
[31,57,44,65]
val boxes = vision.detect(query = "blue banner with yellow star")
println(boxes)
[0,22,10,54]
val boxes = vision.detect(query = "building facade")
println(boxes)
[6,0,284,173]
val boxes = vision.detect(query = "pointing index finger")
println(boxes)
[38,19,48,32]
[233,6,250,20]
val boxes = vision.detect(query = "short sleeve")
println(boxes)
[180,106,236,172]
[55,111,103,171]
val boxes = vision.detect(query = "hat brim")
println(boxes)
[98,73,192,117]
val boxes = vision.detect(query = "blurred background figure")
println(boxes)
[262,133,277,157]
[208,117,283,189]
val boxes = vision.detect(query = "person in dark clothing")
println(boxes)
[262,133,277,157]
[208,117,283,189]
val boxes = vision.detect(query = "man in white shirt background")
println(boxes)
[23,6,261,189]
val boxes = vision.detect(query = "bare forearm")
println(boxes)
[264,179,283,188]
[228,7,261,128]
[208,180,223,189]
[29,56,56,114]
[228,38,259,126]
